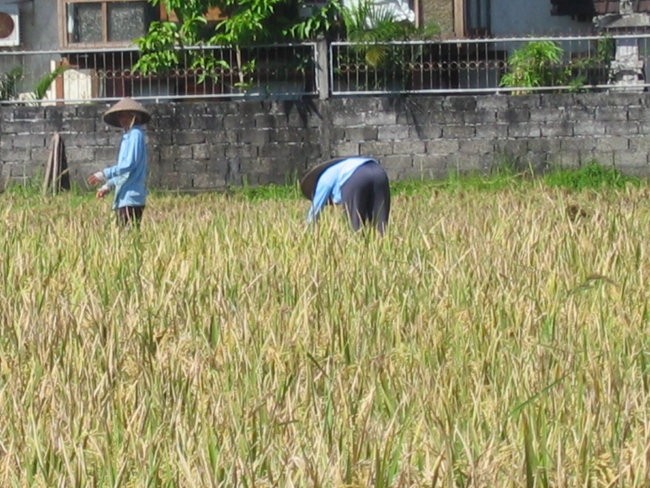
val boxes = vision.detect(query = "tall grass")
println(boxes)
[1,174,650,486]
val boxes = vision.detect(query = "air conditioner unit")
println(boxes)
[0,5,19,47]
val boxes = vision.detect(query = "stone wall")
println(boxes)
[1,92,650,192]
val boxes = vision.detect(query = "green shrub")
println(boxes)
[0,66,23,101]
[500,37,614,93]
[500,41,564,91]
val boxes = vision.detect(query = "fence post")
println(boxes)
[316,35,330,100]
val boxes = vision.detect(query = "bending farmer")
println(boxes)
[301,156,390,234]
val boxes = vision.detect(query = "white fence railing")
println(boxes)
[1,33,649,105]
[330,33,650,95]
[0,43,319,105]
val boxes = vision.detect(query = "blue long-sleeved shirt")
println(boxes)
[306,157,376,223]
[102,125,148,209]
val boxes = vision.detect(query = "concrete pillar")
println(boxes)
[316,35,330,100]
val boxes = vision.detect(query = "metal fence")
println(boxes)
[330,33,650,95]
[1,33,650,105]
[0,42,319,105]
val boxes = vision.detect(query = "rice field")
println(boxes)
[1,179,650,487]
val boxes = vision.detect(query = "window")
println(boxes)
[465,0,490,37]
[60,0,158,46]
[551,0,595,20]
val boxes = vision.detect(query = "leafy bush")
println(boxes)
[564,36,615,92]
[500,41,564,90]
[500,37,615,93]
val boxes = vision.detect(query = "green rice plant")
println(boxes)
[230,182,302,201]
[544,161,640,190]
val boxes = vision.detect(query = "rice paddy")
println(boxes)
[1,176,649,487]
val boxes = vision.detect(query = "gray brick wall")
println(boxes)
[1,92,649,191]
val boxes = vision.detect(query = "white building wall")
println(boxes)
[19,0,60,50]
[0,1,61,100]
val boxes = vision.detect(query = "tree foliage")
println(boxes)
[133,0,439,93]
[134,0,340,75]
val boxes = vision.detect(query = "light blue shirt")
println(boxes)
[102,125,148,209]
[307,156,376,223]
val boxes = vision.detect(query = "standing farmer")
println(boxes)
[301,156,390,234]
[87,98,150,228]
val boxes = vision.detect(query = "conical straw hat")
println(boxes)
[299,157,349,200]
[103,98,151,127]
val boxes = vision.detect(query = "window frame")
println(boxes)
[58,0,157,48]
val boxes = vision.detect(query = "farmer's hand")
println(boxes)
[87,171,105,186]
[96,186,110,199]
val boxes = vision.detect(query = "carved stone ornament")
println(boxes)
[620,0,633,15]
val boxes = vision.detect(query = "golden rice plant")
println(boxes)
[1,181,649,487]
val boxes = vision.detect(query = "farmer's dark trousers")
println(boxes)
[340,162,390,234]
[116,205,145,228]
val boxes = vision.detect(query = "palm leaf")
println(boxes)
[34,64,69,100]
